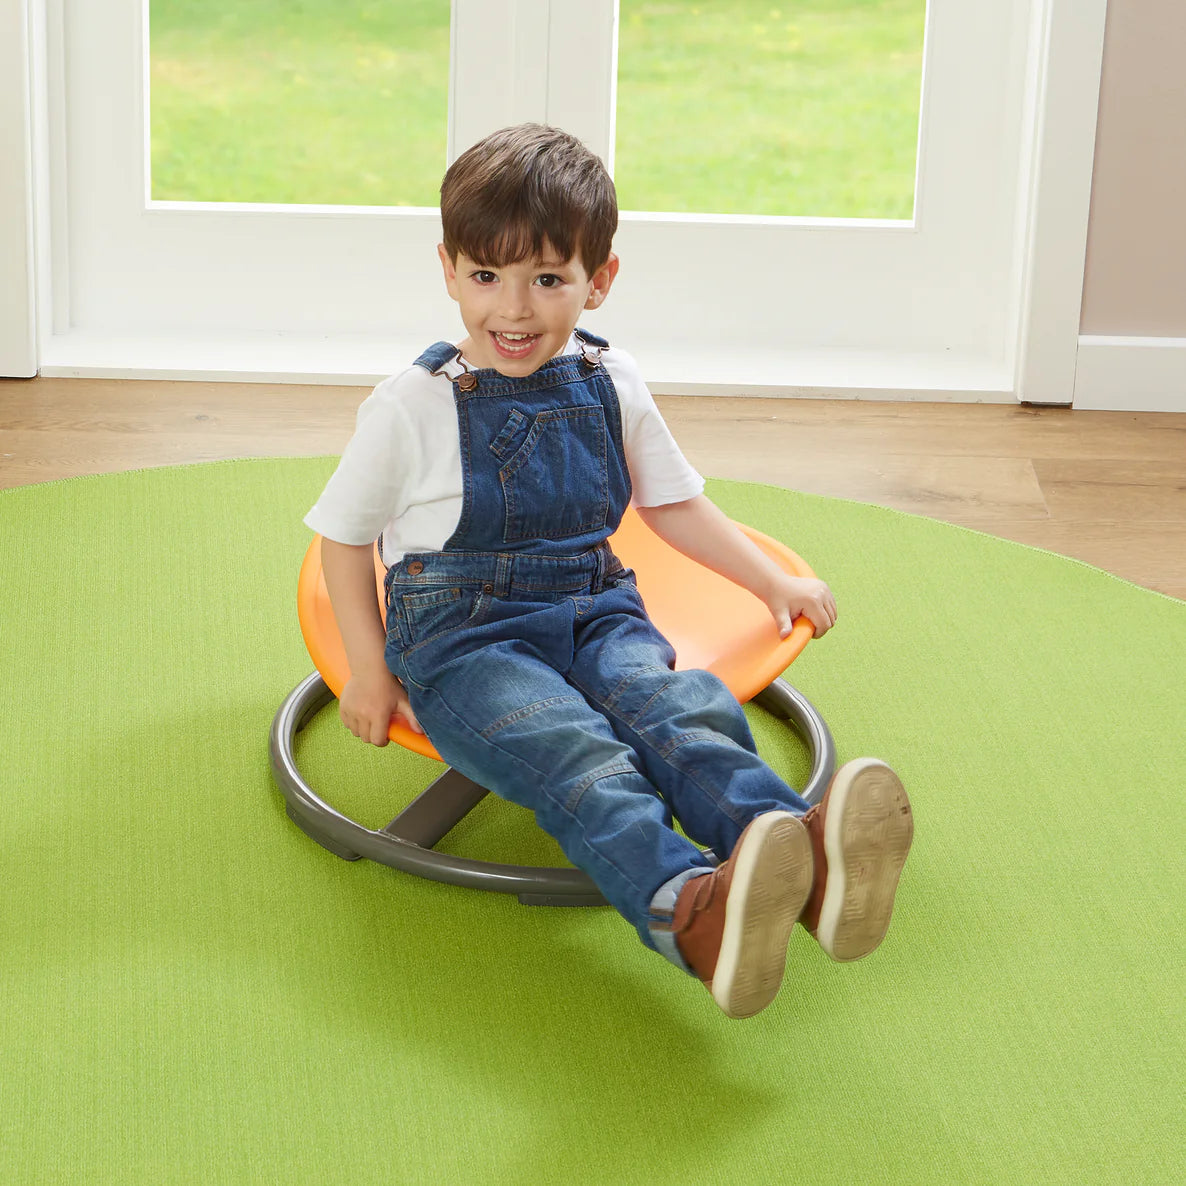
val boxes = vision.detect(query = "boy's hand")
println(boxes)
[339,669,424,746]
[634,497,839,642]
[765,575,838,640]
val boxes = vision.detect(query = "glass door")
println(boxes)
[33,0,1104,403]
[148,0,451,208]
[614,0,926,220]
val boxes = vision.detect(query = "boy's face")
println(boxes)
[438,242,619,376]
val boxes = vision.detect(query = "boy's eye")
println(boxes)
[534,274,563,288]
[473,270,498,284]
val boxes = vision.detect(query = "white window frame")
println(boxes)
[11,0,1108,404]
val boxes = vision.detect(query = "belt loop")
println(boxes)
[495,554,512,597]
[593,542,607,592]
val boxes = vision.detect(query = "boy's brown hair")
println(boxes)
[440,124,618,276]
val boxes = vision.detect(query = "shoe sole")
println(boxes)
[815,759,914,962]
[712,812,813,1019]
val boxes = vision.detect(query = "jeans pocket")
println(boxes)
[396,586,469,648]
[391,586,496,654]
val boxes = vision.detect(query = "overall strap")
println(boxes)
[413,341,465,376]
[573,327,610,350]
[573,327,609,370]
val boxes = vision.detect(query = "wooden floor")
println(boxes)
[3,375,1184,601]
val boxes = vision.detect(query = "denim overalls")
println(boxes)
[383,330,810,969]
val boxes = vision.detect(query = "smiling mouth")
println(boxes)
[491,331,541,358]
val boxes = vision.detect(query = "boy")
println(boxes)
[305,124,913,1019]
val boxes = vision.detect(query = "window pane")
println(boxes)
[614,1,927,218]
[148,0,451,206]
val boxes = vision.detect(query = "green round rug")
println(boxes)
[2,458,1183,1185]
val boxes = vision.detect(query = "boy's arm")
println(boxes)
[319,538,423,744]
[635,495,837,639]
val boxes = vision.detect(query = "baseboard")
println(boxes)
[1074,335,1186,413]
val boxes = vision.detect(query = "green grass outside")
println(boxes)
[149,0,925,218]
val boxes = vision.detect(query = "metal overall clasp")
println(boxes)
[432,350,478,391]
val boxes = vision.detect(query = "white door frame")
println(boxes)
[9,0,1109,405]
[1013,0,1109,404]
[1,0,37,379]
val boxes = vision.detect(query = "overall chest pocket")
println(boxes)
[497,405,610,543]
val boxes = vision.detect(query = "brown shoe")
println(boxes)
[668,812,812,1019]
[801,759,913,962]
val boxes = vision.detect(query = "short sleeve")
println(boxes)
[602,348,705,508]
[303,375,418,545]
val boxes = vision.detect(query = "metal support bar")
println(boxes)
[268,670,835,905]
[383,768,490,847]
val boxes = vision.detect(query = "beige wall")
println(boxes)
[1080,0,1186,336]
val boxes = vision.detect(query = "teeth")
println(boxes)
[499,333,533,341]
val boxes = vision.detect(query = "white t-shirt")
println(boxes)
[305,336,704,564]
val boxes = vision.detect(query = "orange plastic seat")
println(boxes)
[299,507,817,760]
[271,509,834,905]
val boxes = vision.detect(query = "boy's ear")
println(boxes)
[584,252,620,310]
[438,243,461,301]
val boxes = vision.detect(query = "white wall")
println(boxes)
[1081,0,1186,335]
[1074,0,1186,412]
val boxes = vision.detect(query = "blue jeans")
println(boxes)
[384,544,811,964]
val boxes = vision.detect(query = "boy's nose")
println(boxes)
[498,283,533,320]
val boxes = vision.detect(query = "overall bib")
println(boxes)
[383,332,810,966]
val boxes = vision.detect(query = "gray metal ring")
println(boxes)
[269,671,835,906]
